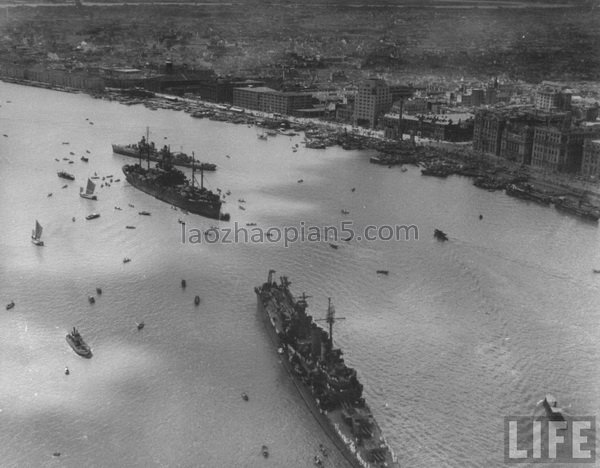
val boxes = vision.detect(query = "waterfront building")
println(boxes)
[581,139,600,178]
[354,78,392,128]
[473,108,506,155]
[382,112,474,142]
[531,126,600,173]
[232,86,314,115]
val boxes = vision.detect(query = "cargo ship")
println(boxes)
[505,183,551,205]
[122,145,229,221]
[553,196,600,222]
[255,271,399,468]
[112,134,216,171]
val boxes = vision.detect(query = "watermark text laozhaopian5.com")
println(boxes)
[504,416,596,463]
[180,221,419,247]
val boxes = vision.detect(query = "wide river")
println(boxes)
[0,82,599,468]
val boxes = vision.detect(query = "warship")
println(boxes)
[113,134,216,171]
[255,270,399,468]
[122,144,229,221]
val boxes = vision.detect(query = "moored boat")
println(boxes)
[57,171,75,180]
[112,134,216,171]
[66,327,92,358]
[255,271,399,468]
[123,146,229,221]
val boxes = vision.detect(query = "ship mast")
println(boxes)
[146,126,150,170]
[316,298,345,347]
[191,151,195,190]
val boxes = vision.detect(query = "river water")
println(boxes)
[0,81,599,468]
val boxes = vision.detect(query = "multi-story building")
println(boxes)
[534,85,572,111]
[232,86,313,115]
[531,126,600,173]
[382,112,474,142]
[500,120,535,164]
[354,78,392,128]
[473,109,506,155]
[581,139,600,178]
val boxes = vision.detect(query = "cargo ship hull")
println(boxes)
[123,165,223,220]
[255,272,399,468]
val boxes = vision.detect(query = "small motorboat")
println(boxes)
[128,203,135,208]
[114,206,122,211]
[181,279,187,288]
[64,367,70,375]
[136,321,145,330]
[194,295,200,306]
[297,179,304,183]
[62,184,68,189]
[123,257,131,263]
[69,151,74,156]
[239,205,246,210]
[6,301,15,310]
[376,270,389,275]
[47,192,53,197]
[80,156,89,162]
[85,213,100,220]
[138,211,151,216]
[125,226,136,229]
[53,452,61,457]
[241,392,249,401]
[434,229,448,241]
[329,243,338,250]
[88,295,95,304]
[238,199,246,203]
[261,445,269,458]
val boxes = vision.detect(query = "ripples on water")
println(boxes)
[1,82,599,467]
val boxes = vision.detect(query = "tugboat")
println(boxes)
[65,327,92,358]
[255,271,400,468]
[434,229,448,241]
[57,171,75,181]
[123,142,228,221]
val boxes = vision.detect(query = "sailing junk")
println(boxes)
[80,178,97,200]
[31,220,44,246]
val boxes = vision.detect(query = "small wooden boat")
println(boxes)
[194,295,200,305]
[31,220,44,246]
[181,279,186,288]
[593,269,600,274]
[376,270,389,275]
[261,445,269,458]
[125,226,136,229]
[136,321,145,330]
[341,209,349,215]
[96,287,102,295]
[85,213,100,220]
[123,257,131,263]
[6,301,15,310]
[434,229,448,242]
[88,295,95,304]
[329,243,338,249]
[241,392,249,401]
[297,179,304,183]
[138,211,151,216]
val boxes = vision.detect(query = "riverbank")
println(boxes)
[5,75,600,217]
